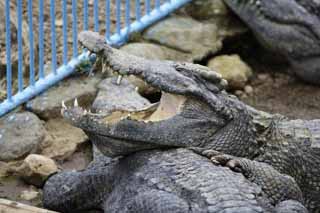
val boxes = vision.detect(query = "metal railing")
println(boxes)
[0,0,192,117]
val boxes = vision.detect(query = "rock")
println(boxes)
[92,78,151,114]
[234,90,244,97]
[20,188,40,201]
[257,74,270,81]
[120,42,190,61]
[0,112,47,162]
[183,0,229,20]
[0,198,57,213]
[26,75,100,120]
[14,154,58,187]
[207,55,253,89]
[41,119,88,161]
[244,85,254,95]
[143,16,222,61]
[0,161,10,178]
[120,42,190,94]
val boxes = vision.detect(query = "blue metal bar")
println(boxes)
[1,0,192,117]
[94,0,99,32]
[50,0,57,75]
[5,0,12,101]
[83,0,89,30]
[72,0,78,57]
[145,0,151,15]
[135,0,141,21]
[28,0,35,84]
[105,0,111,39]
[116,0,121,35]
[38,0,44,79]
[0,53,88,117]
[155,0,160,10]
[125,0,130,33]
[17,0,24,90]
[62,0,68,65]
[108,0,192,46]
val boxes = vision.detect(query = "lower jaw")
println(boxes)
[88,133,163,157]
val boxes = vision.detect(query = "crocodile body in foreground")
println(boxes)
[223,0,320,85]
[44,148,306,212]
[44,31,320,212]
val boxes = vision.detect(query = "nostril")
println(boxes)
[140,92,162,104]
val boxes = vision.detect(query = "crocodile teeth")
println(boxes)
[135,87,139,92]
[117,75,123,85]
[61,101,67,109]
[74,98,79,107]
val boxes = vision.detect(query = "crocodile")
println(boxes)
[223,0,320,85]
[43,148,307,212]
[44,31,320,212]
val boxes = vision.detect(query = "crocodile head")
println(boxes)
[61,31,258,157]
[224,0,320,84]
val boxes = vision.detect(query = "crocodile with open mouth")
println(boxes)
[223,0,320,85]
[43,31,320,212]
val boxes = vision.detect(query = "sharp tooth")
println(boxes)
[101,58,107,73]
[117,75,123,85]
[83,109,88,115]
[74,98,79,107]
[135,87,139,92]
[61,101,67,109]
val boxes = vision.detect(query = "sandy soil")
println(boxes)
[241,72,320,120]
[220,32,320,120]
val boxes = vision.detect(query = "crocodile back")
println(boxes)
[278,119,320,151]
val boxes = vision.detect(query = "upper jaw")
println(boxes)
[78,31,108,53]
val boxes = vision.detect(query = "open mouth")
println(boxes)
[61,52,189,125]
[61,31,229,157]
[60,67,191,157]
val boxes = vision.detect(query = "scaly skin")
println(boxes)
[223,0,320,85]
[44,148,307,213]
[56,31,320,212]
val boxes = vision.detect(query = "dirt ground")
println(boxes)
[241,72,320,120]
[219,33,320,120]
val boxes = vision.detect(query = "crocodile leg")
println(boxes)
[194,149,307,212]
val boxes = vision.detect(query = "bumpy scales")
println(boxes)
[43,31,320,212]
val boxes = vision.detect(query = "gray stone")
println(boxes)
[41,119,88,161]
[181,0,247,39]
[120,42,190,61]
[14,154,58,187]
[0,112,47,162]
[92,77,151,114]
[20,188,41,202]
[143,16,223,61]
[183,0,229,20]
[207,54,253,89]
[26,75,100,120]
[244,85,254,95]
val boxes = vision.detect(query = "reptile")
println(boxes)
[43,148,307,212]
[44,31,320,212]
[223,0,320,85]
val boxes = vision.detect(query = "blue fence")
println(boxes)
[0,0,192,117]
